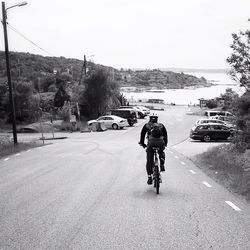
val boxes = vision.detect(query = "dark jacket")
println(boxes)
[140,122,168,146]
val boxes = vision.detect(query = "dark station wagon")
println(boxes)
[110,108,137,126]
[190,123,235,142]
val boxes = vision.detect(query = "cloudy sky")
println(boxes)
[1,0,250,69]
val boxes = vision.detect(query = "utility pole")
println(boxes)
[2,2,17,144]
[84,55,87,75]
[78,55,87,85]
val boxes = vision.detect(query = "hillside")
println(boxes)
[116,69,210,89]
[0,51,210,89]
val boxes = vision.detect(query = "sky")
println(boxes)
[1,0,250,69]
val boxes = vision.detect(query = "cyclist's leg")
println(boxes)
[156,139,165,171]
[146,146,154,176]
[146,140,155,175]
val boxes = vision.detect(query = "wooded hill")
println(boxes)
[0,51,209,89]
[0,51,210,124]
[117,69,210,89]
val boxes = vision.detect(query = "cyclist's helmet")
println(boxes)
[149,114,158,123]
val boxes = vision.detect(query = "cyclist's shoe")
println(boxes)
[147,176,153,185]
[160,164,165,172]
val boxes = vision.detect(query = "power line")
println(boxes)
[7,22,54,56]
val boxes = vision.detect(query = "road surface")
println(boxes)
[0,106,250,249]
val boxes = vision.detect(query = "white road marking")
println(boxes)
[174,155,179,159]
[202,181,212,188]
[225,201,241,211]
[15,153,21,156]
[181,161,186,165]
[189,170,196,174]
[26,149,31,152]
[4,158,10,161]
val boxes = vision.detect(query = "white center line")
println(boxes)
[26,149,31,152]
[15,153,21,156]
[4,158,10,161]
[202,181,212,188]
[225,201,241,211]
[189,170,196,174]
[174,155,179,159]
[181,161,186,165]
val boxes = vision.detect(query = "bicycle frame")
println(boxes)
[152,147,161,194]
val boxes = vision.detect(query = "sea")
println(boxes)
[122,72,245,105]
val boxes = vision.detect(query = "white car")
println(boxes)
[195,118,235,128]
[87,115,128,129]
[134,106,150,116]
[211,115,236,123]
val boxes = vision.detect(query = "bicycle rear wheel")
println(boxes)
[154,167,160,194]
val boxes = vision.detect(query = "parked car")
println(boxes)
[87,115,128,129]
[119,105,150,118]
[211,115,236,123]
[119,106,147,119]
[195,118,235,128]
[111,109,137,126]
[205,110,233,117]
[119,106,141,118]
[190,123,236,142]
[134,106,150,116]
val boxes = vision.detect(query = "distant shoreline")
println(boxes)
[128,68,230,74]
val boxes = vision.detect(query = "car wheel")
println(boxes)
[203,135,211,142]
[112,123,118,130]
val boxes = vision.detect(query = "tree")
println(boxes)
[80,69,119,118]
[227,27,250,151]
[14,81,39,122]
[0,81,8,119]
[227,30,250,91]
[205,99,217,109]
[54,85,70,109]
[218,88,239,111]
[39,75,56,92]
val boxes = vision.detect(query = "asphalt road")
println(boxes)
[0,106,250,249]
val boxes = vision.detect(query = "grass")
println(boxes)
[192,144,250,201]
[0,134,43,159]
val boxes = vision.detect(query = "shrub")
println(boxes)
[206,99,217,109]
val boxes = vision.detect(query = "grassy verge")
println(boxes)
[0,135,43,159]
[192,144,250,201]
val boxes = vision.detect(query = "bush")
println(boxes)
[206,99,217,109]
[0,135,13,150]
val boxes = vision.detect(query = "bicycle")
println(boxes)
[139,143,162,194]
[152,147,162,194]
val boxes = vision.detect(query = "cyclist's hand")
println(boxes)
[140,143,147,148]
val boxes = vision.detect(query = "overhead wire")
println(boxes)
[7,22,55,57]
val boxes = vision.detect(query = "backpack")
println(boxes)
[146,122,163,138]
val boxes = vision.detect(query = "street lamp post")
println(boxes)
[1,1,27,144]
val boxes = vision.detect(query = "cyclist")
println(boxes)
[139,114,168,185]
